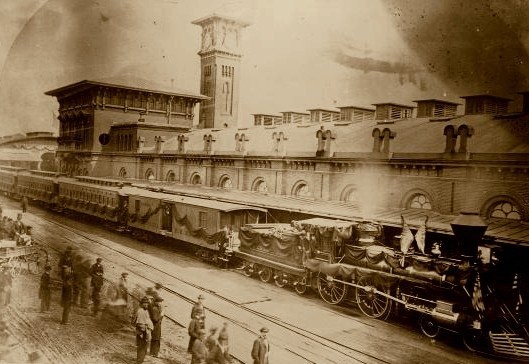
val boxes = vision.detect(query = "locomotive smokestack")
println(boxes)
[450,211,488,259]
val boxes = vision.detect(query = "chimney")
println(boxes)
[315,127,336,157]
[137,136,145,153]
[155,136,165,154]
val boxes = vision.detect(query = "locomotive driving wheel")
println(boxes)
[258,265,272,283]
[355,275,392,319]
[317,273,347,304]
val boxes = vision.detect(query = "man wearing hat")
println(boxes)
[118,272,129,302]
[251,327,270,364]
[149,296,164,358]
[191,294,206,328]
[135,297,153,364]
[39,265,52,312]
[90,258,104,316]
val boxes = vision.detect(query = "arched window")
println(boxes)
[292,181,311,197]
[488,201,521,220]
[219,175,233,189]
[252,178,268,193]
[166,170,176,182]
[343,190,356,203]
[145,169,155,180]
[190,173,202,185]
[119,167,127,178]
[408,193,432,210]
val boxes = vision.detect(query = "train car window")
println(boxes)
[199,211,207,228]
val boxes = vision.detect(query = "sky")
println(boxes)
[0,0,528,137]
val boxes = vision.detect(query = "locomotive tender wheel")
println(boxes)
[242,263,253,277]
[355,275,392,319]
[317,273,347,305]
[258,265,272,283]
[419,315,440,338]
[294,276,308,295]
[274,271,287,288]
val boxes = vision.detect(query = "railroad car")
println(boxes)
[125,187,267,261]
[57,176,129,223]
[0,166,25,198]
[17,170,63,206]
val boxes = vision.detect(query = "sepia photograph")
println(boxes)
[0,0,528,363]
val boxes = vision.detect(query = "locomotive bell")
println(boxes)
[450,212,488,259]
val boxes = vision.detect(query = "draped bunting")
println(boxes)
[415,216,428,254]
[400,215,415,254]
[170,205,227,246]
[140,204,162,223]
[239,226,303,267]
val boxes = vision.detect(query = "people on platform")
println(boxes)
[205,326,219,352]
[58,246,74,281]
[191,294,206,328]
[149,296,164,358]
[90,257,104,316]
[39,265,52,312]
[188,312,203,354]
[21,196,28,213]
[61,270,73,325]
[191,329,208,364]
[135,297,153,364]
[251,327,270,364]
[208,334,231,364]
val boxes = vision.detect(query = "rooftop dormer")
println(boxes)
[307,108,340,123]
[460,94,511,115]
[413,99,460,118]
[372,102,414,120]
[337,105,375,122]
[252,114,283,126]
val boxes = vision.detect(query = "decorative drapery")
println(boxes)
[171,205,227,246]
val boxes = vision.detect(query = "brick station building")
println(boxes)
[45,14,529,244]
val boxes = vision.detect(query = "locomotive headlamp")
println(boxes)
[450,211,488,259]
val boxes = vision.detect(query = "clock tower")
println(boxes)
[192,14,250,129]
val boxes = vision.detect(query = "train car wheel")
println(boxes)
[274,271,287,288]
[462,329,486,352]
[258,265,272,283]
[294,277,308,295]
[242,263,253,277]
[355,275,392,319]
[419,315,440,338]
[317,273,347,305]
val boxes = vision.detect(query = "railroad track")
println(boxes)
[19,206,390,364]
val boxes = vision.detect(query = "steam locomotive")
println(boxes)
[1,166,528,360]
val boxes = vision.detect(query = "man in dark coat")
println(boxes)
[21,196,28,213]
[251,327,270,364]
[90,257,104,316]
[58,246,73,281]
[188,312,202,353]
[135,297,153,364]
[39,265,52,312]
[61,271,73,324]
[149,296,164,357]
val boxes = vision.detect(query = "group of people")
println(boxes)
[186,294,232,364]
[38,247,108,325]
[134,284,165,363]
[0,213,32,246]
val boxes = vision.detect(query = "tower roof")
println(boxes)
[191,13,250,28]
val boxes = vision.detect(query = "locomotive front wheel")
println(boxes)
[462,329,486,352]
[294,276,308,295]
[317,273,347,305]
[419,315,440,338]
[274,271,287,288]
[258,265,272,283]
[355,275,392,319]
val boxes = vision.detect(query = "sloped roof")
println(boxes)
[164,113,529,155]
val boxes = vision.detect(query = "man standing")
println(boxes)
[39,265,52,312]
[21,196,28,213]
[251,327,270,364]
[118,272,129,301]
[58,246,73,281]
[191,294,206,329]
[90,257,104,316]
[61,271,73,324]
[135,297,153,364]
[149,296,164,358]
[187,312,202,353]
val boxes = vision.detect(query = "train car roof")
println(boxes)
[125,187,267,213]
[58,177,125,191]
[293,217,357,229]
